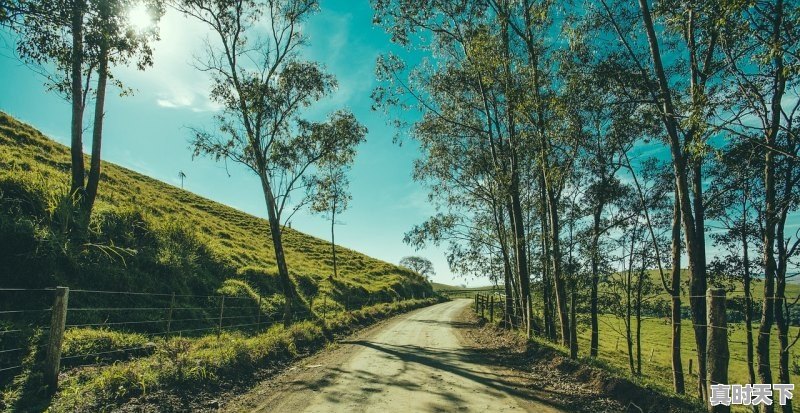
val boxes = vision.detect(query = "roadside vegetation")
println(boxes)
[0,112,435,411]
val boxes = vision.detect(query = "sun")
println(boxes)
[127,3,153,32]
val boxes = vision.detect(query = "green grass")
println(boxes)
[576,315,800,401]
[0,110,430,305]
[46,298,439,412]
[0,111,435,410]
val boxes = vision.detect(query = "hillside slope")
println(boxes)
[0,112,429,305]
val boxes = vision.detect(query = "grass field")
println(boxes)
[0,112,437,411]
[0,111,430,303]
[577,315,799,394]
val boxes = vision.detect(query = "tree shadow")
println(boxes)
[275,336,571,411]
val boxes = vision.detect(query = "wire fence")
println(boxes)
[470,289,800,398]
[0,286,432,383]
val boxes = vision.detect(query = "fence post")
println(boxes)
[707,288,729,413]
[217,295,225,339]
[45,286,69,393]
[689,358,693,376]
[166,292,175,334]
[480,295,485,319]
[489,295,494,323]
[474,295,478,312]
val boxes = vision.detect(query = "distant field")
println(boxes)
[577,315,799,406]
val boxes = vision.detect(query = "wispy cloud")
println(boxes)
[117,10,221,113]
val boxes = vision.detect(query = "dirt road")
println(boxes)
[225,299,565,413]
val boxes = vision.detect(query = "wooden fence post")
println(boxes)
[45,286,69,393]
[166,292,175,334]
[480,295,485,319]
[217,296,225,339]
[707,288,729,413]
[489,295,494,322]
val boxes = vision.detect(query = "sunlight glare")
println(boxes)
[127,3,152,32]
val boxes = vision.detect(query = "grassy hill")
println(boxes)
[0,111,430,308]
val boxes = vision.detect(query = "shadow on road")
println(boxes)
[333,339,569,410]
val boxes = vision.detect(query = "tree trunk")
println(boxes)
[742,214,756,388]
[509,178,531,337]
[546,186,570,347]
[637,0,708,399]
[672,191,685,394]
[636,266,643,376]
[758,134,777,413]
[690,161,709,401]
[259,174,297,326]
[775,247,791,413]
[570,280,578,359]
[70,0,85,198]
[85,45,108,220]
[540,178,555,340]
[330,205,337,278]
[590,206,602,357]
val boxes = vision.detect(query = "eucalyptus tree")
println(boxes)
[309,162,353,279]
[706,140,765,388]
[716,2,800,407]
[590,0,734,400]
[557,45,641,358]
[372,0,538,333]
[7,0,162,224]
[177,0,367,324]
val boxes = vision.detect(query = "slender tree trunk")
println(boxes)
[331,201,337,278]
[636,266,643,376]
[758,2,786,410]
[672,191,685,394]
[637,0,708,399]
[590,206,602,357]
[689,161,709,401]
[759,135,777,413]
[493,197,515,328]
[540,177,555,340]
[70,0,85,198]
[742,215,756,388]
[259,174,297,326]
[85,46,108,220]
[775,207,791,413]
[626,234,635,375]
[570,280,578,359]
[546,186,570,347]
[509,182,531,336]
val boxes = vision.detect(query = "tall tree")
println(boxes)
[178,0,366,324]
[309,158,361,279]
[9,0,162,224]
[593,0,730,400]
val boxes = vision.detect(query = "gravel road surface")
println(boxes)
[225,299,565,413]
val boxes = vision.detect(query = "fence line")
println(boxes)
[0,286,432,389]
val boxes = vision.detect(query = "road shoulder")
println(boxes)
[452,306,703,413]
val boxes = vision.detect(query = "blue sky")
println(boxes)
[0,0,473,287]
[2,1,797,287]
